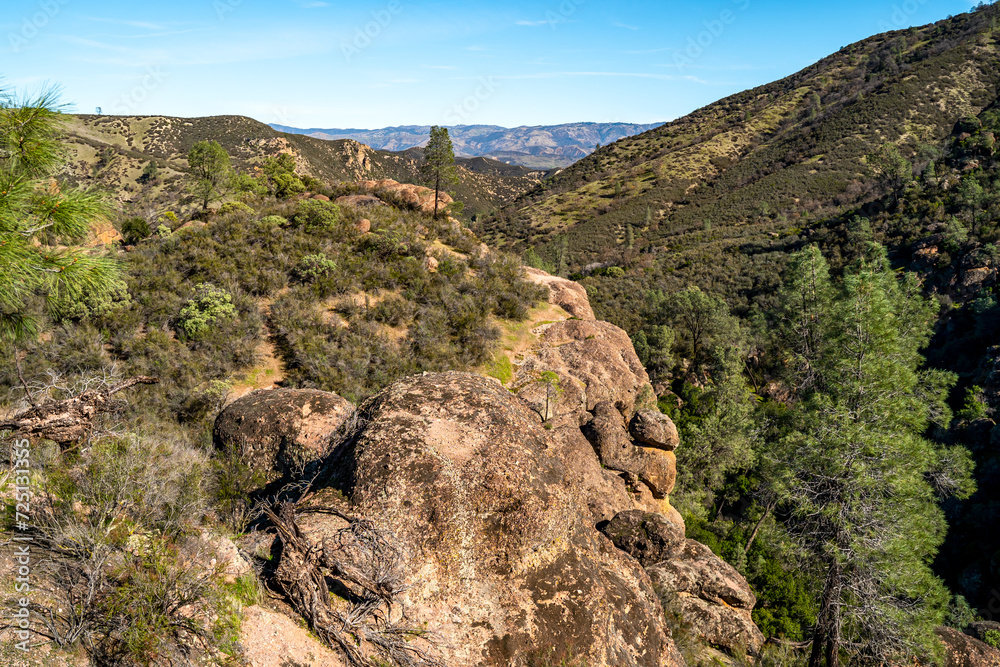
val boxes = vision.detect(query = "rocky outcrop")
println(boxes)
[335,194,385,209]
[354,178,454,216]
[213,388,354,479]
[524,267,596,320]
[937,626,1000,667]
[582,402,676,498]
[648,540,765,656]
[237,266,764,666]
[513,318,655,420]
[630,409,680,450]
[298,372,683,667]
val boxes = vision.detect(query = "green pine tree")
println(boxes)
[422,126,457,219]
[0,85,118,344]
[187,140,234,210]
[773,244,974,667]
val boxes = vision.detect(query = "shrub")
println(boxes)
[218,201,254,216]
[121,216,151,244]
[293,253,337,283]
[257,214,286,230]
[176,283,237,340]
[288,199,343,232]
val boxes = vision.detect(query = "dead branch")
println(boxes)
[264,501,444,667]
[0,376,159,444]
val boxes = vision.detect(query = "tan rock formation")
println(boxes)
[648,540,765,656]
[523,266,596,320]
[213,388,354,480]
[297,372,683,667]
[936,626,1000,667]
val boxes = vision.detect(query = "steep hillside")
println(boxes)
[486,4,1000,322]
[270,122,663,168]
[58,114,542,220]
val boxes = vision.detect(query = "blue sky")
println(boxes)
[1,0,984,129]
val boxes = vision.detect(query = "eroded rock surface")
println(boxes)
[524,267,596,320]
[647,540,765,656]
[631,409,680,451]
[213,388,354,479]
[300,372,682,667]
[599,510,685,567]
[936,626,1000,667]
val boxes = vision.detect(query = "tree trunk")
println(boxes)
[809,560,841,667]
[744,496,777,554]
[434,172,441,219]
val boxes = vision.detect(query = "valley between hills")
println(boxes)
[3,4,1000,667]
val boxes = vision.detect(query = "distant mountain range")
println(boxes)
[268,122,664,169]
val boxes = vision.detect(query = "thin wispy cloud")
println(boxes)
[83,17,169,31]
[477,71,709,84]
[421,65,458,70]
[301,1,330,7]
[612,21,640,31]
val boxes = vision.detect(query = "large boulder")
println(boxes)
[630,409,680,451]
[298,372,683,667]
[647,540,765,656]
[936,626,1000,667]
[582,402,676,498]
[523,267,596,320]
[213,388,354,479]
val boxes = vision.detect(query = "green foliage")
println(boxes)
[50,274,131,325]
[293,253,337,283]
[121,216,151,244]
[422,126,458,219]
[288,199,343,232]
[217,200,253,216]
[662,286,741,370]
[259,152,306,199]
[985,630,1000,649]
[945,595,979,629]
[865,142,914,200]
[186,140,234,210]
[672,344,758,518]
[772,243,969,665]
[0,85,119,344]
[176,283,237,340]
[957,384,991,421]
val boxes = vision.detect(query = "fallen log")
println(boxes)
[0,376,159,444]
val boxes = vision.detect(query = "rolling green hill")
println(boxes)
[485,3,1000,325]
[58,114,542,221]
